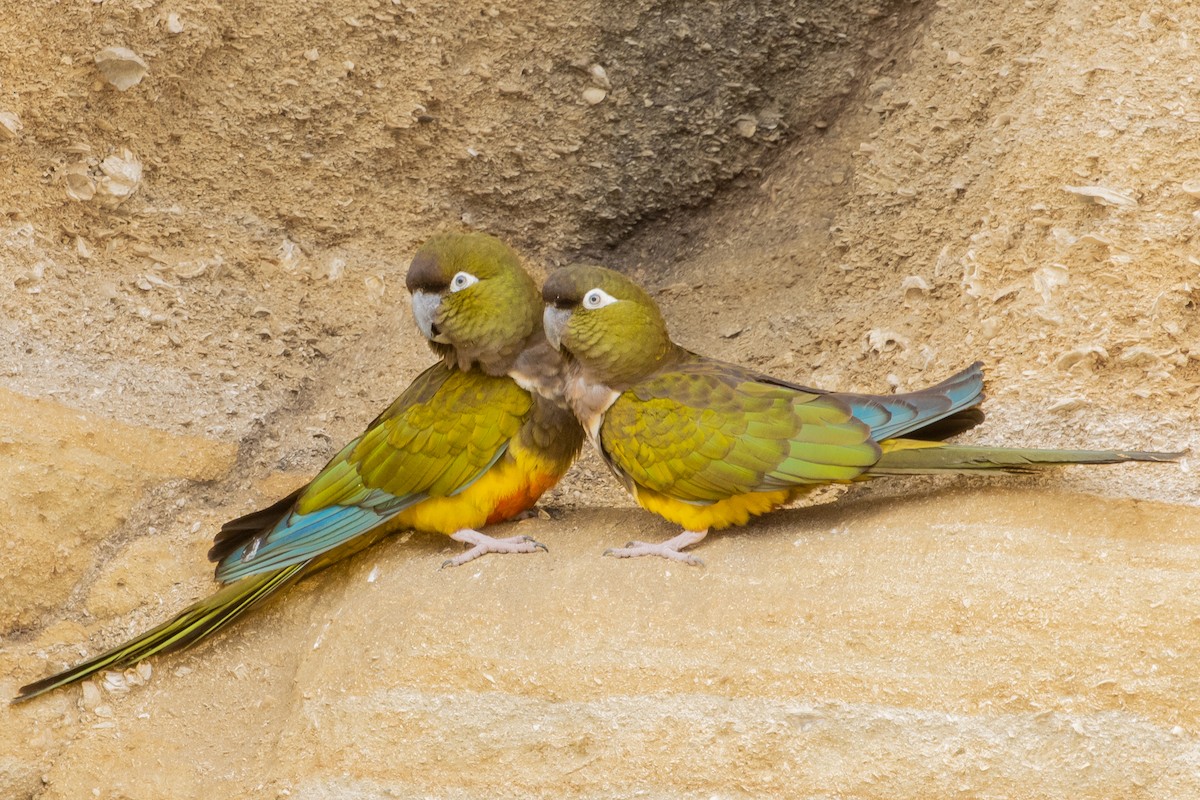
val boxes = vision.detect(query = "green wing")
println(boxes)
[299,365,531,508]
[212,363,532,582]
[599,362,882,503]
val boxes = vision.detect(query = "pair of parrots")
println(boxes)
[14,232,1180,701]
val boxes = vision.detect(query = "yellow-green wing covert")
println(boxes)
[599,363,881,504]
[212,363,532,582]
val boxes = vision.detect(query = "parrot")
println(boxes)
[540,264,1182,565]
[14,232,584,702]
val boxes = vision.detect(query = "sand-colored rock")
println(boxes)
[2,0,1199,797]
[0,389,237,634]
[6,491,1200,798]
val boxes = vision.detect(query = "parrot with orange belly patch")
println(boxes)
[15,233,583,701]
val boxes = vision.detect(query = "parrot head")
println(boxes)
[541,265,676,387]
[406,232,541,372]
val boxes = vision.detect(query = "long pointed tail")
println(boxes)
[13,563,306,703]
[868,438,1184,476]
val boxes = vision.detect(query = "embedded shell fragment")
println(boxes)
[94,46,149,91]
[96,150,143,206]
[64,149,143,207]
[1061,184,1138,208]
[64,163,97,202]
[0,111,22,139]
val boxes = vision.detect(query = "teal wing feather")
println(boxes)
[753,361,985,441]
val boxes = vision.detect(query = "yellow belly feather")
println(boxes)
[389,438,564,535]
[631,485,800,532]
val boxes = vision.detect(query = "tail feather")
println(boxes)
[13,564,306,703]
[868,438,1184,476]
[208,486,305,564]
[836,362,987,442]
[900,408,986,442]
[761,362,987,441]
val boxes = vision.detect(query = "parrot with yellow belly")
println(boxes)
[14,232,583,701]
[541,264,1181,565]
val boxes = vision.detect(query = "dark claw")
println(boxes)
[518,534,549,553]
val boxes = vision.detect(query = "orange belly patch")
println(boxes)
[486,471,558,525]
[394,449,567,536]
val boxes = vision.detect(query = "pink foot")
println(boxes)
[441,529,548,569]
[603,530,708,566]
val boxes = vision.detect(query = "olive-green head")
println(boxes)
[542,265,676,387]
[406,232,540,371]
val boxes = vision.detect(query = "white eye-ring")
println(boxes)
[450,271,478,292]
[582,288,618,310]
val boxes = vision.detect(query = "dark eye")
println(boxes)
[450,271,478,292]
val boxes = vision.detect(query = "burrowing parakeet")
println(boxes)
[15,232,583,701]
[541,264,1181,564]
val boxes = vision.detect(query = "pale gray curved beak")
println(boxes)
[411,290,449,343]
[543,306,570,350]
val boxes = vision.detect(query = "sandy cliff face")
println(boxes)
[3,0,1198,797]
